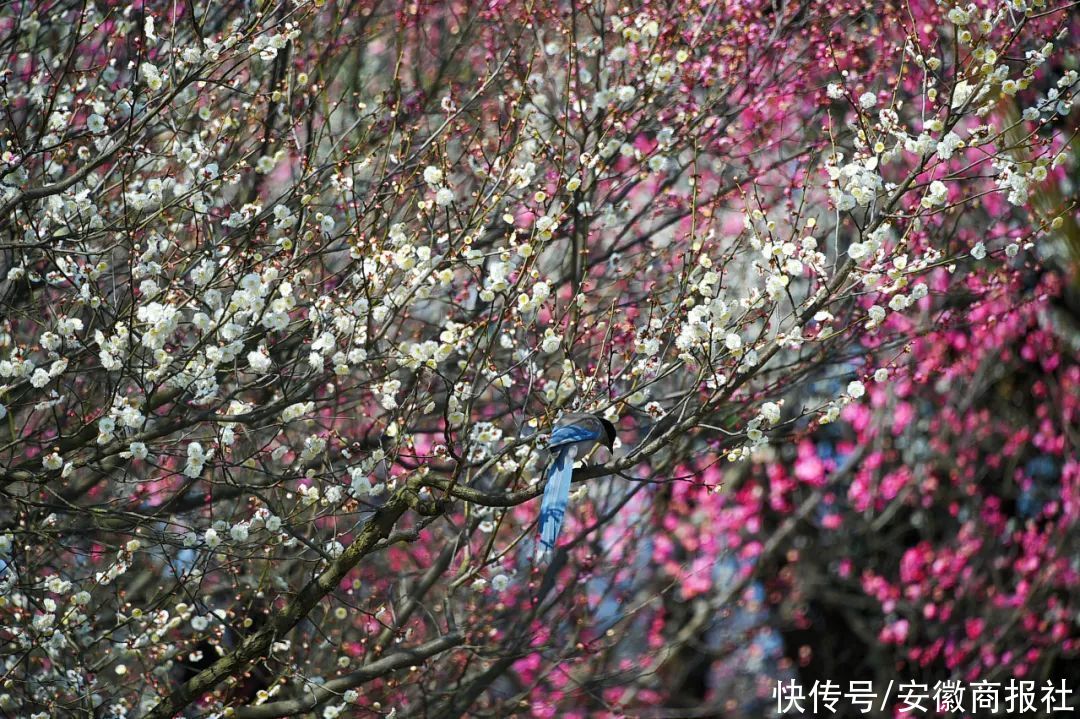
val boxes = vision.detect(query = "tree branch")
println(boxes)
[234,632,465,719]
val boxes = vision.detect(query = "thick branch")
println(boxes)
[141,491,412,719]
[234,632,465,719]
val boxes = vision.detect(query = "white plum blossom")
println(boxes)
[136,302,180,349]
[40,332,61,351]
[826,153,883,209]
[43,452,63,471]
[946,6,971,24]
[282,402,314,423]
[56,316,84,339]
[247,347,272,373]
[377,379,401,410]
[936,132,963,160]
[435,187,455,206]
[191,259,216,285]
[349,468,377,498]
[760,402,781,425]
[141,62,164,91]
[924,180,948,207]
[300,435,327,461]
[184,442,208,478]
[299,484,320,506]
[86,114,107,134]
[994,161,1030,206]
[534,215,556,236]
[255,154,277,173]
[635,336,660,357]
[423,166,444,185]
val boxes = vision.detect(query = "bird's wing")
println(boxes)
[538,445,576,552]
[548,422,599,449]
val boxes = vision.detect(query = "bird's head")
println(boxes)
[598,417,617,452]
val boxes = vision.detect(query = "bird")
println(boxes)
[537,412,617,555]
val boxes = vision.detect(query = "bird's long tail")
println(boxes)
[537,445,575,554]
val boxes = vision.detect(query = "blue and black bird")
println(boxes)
[537,412,617,554]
